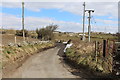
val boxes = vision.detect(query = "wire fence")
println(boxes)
[112,41,120,76]
[94,39,115,73]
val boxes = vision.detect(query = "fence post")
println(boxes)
[112,40,115,73]
[112,40,116,54]
[103,40,107,57]
[95,41,98,62]
[106,39,109,56]
[15,36,16,44]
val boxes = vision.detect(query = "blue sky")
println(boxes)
[2,7,82,23]
[0,2,118,33]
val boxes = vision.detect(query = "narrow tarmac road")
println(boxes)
[7,47,78,78]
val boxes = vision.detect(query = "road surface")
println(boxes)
[6,47,78,78]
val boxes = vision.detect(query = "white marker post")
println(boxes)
[15,36,16,44]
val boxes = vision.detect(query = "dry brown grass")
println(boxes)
[1,34,39,46]
[65,40,114,74]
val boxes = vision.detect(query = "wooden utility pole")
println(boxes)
[22,2,25,41]
[82,2,85,41]
[85,10,94,42]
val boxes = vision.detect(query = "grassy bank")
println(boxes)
[1,42,54,76]
[65,41,113,77]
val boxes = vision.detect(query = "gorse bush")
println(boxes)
[16,29,29,37]
[36,24,58,40]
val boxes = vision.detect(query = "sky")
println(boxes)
[0,1,119,33]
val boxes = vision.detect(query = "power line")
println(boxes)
[91,16,96,24]
[91,16,97,32]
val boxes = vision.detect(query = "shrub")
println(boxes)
[16,29,29,37]
[36,24,58,40]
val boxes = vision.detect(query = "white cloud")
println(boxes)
[86,2,118,17]
[1,0,119,2]
[0,13,118,33]
[0,13,83,32]
[1,2,118,18]
[96,19,118,25]
[1,2,21,8]
[1,13,21,29]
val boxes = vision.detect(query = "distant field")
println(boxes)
[1,34,39,46]
[0,29,118,45]
[54,33,80,42]
[54,32,117,42]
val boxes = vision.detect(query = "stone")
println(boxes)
[8,43,14,46]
